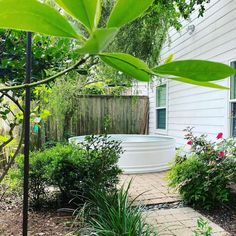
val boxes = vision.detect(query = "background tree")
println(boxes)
[94,0,211,83]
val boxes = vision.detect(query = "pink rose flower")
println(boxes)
[218,151,225,157]
[216,132,223,139]
[187,140,193,145]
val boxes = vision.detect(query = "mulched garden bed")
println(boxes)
[0,192,76,236]
[194,190,236,235]
[196,205,236,235]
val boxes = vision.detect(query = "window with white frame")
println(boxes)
[156,84,166,130]
[230,61,236,137]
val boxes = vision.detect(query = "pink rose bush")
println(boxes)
[169,127,236,209]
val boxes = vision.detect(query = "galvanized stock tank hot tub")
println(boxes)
[69,134,175,174]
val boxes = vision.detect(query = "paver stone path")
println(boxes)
[120,172,230,236]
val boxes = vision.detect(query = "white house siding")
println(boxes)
[148,0,236,147]
[131,82,149,96]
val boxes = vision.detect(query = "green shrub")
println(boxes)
[9,151,53,206]
[48,135,123,201]
[11,135,123,206]
[77,182,157,236]
[168,128,236,209]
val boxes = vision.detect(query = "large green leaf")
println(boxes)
[107,0,154,28]
[169,77,229,90]
[100,53,152,81]
[56,0,101,32]
[153,60,236,82]
[77,28,118,54]
[0,0,80,39]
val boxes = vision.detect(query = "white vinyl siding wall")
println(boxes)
[148,0,236,146]
[230,61,236,137]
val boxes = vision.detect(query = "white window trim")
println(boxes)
[228,60,236,137]
[155,81,168,135]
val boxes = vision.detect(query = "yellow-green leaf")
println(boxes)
[40,109,51,120]
[100,53,152,82]
[77,28,118,54]
[56,0,101,32]
[107,0,154,28]
[0,0,80,39]
[169,77,229,89]
[153,60,236,82]
[164,54,174,64]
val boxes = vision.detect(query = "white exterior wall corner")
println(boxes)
[148,0,236,147]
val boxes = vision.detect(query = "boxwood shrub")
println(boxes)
[11,135,123,207]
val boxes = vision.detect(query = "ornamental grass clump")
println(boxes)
[76,182,157,236]
[168,127,236,209]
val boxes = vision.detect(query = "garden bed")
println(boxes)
[0,194,74,236]
[195,192,236,235]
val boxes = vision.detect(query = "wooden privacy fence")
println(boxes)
[44,95,149,141]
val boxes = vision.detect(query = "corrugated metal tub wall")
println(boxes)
[69,135,176,174]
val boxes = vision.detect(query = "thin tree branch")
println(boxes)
[0,128,24,183]
[79,79,105,89]
[0,55,90,92]
[0,91,24,112]
[0,124,16,150]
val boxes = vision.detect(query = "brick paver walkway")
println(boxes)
[120,172,181,205]
[145,208,228,236]
[120,172,230,236]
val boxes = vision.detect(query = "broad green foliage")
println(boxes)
[0,0,235,88]
[56,0,101,33]
[100,53,152,82]
[153,60,236,82]
[77,28,118,54]
[106,0,154,28]
[169,77,229,90]
[0,0,79,39]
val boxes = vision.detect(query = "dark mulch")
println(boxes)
[194,192,236,236]
[196,205,236,235]
[0,191,76,236]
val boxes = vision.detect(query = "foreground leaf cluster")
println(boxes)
[0,0,235,89]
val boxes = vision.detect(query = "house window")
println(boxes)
[156,84,166,129]
[230,61,236,137]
